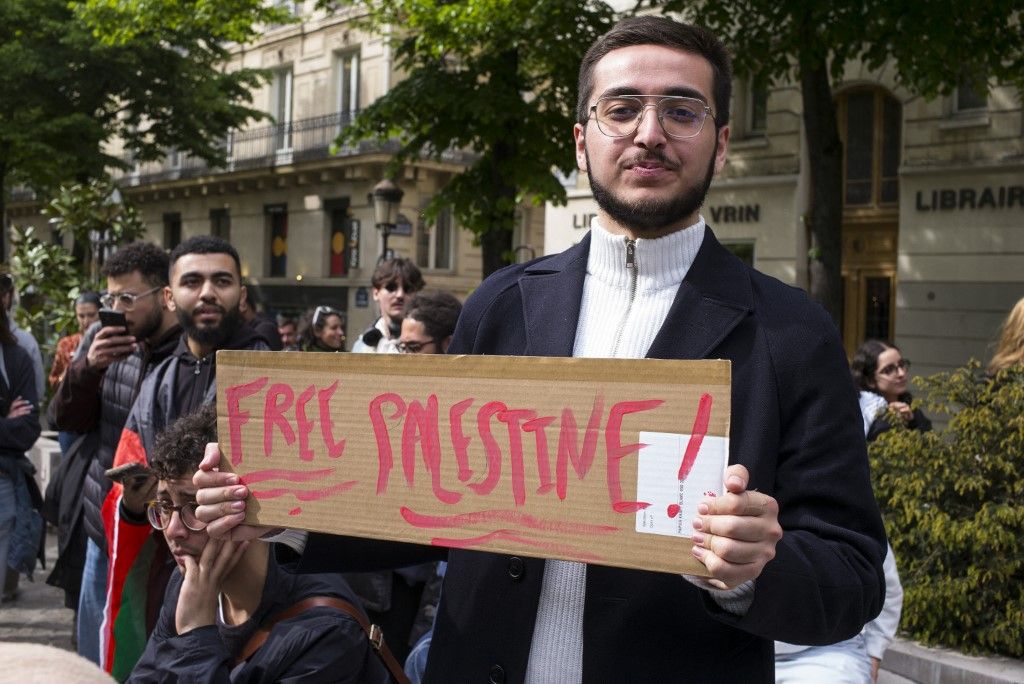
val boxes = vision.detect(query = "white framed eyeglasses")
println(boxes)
[100,286,162,311]
[590,95,715,140]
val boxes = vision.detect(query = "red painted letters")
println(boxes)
[224,379,692,513]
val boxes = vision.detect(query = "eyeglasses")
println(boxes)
[313,305,343,328]
[590,95,715,140]
[146,500,207,532]
[100,286,162,311]
[877,359,911,377]
[397,338,437,354]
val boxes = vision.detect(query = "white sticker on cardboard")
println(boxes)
[635,432,729,538]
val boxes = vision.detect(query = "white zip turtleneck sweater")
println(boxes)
[524,217,705,682]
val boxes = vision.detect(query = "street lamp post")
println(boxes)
[370,178,404,263]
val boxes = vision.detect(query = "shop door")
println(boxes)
[842,222,897,358]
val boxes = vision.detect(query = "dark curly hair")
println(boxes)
[102,242,171,288]
[403,291,462,342]
[151,404,217,481]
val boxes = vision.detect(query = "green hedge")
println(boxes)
[869,361,1023,657]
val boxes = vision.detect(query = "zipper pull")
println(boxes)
[194,361,201,376]
[625,239,636,270]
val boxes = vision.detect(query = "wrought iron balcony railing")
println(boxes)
[110,110,473,187]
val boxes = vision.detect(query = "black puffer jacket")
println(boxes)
[53,323,182,550]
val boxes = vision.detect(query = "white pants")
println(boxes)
[775,635,872,684]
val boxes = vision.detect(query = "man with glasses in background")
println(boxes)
[352,258,425,353]
[396,291,462,356]
[53,242,181,666]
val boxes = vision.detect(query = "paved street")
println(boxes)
[0,530,75,650]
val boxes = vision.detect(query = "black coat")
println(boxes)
[128,553,391,684]
[52,323,182,550]
[297,228,887,683]
[44,431,99,608]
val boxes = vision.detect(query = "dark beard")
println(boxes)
[130,304,164,343]
[177,304,243,350]
[586,142,717,236]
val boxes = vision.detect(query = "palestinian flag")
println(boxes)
[99,427,157,681]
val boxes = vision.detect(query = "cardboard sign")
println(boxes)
[216,351,731,575]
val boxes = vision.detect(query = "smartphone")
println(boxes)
[99,308,127,329]
[104,462,150,483]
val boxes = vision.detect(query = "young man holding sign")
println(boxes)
[197,16,885,682]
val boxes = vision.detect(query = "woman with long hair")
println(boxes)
[850,338,931,441]
[988,297,1024,375]
[299,305,347,352]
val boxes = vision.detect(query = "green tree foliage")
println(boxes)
[870,362,1024,657]
[8,226,86,357]
[9,180,147,356]
[326,0,616,276]
[0,0,289,233]
[648,0,1024,329]
[43,179,147,282]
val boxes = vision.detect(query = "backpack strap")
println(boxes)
[235,596,411,684]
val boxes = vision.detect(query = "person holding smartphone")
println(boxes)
[51,242,181,667]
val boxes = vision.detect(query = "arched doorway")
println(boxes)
[837,87,902,357]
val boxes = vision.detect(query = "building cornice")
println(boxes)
[900,158,1024,177]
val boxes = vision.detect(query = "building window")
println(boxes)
[748,80,768,136]
[722,241,755,267]
[271,69,293,151]
[336,51,359,126]
[838,89,902,209]
[416,205,453,271]
[163,212,182,249]
[955,74,988,113]
[324,198,354,277]
[265,204,288,277]
[210,208,230,242]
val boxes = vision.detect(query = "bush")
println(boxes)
[869,361,1024,657]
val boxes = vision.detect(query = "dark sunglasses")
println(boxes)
[381,280,421,294]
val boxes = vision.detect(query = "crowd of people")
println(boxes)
[0,14,1021,684]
